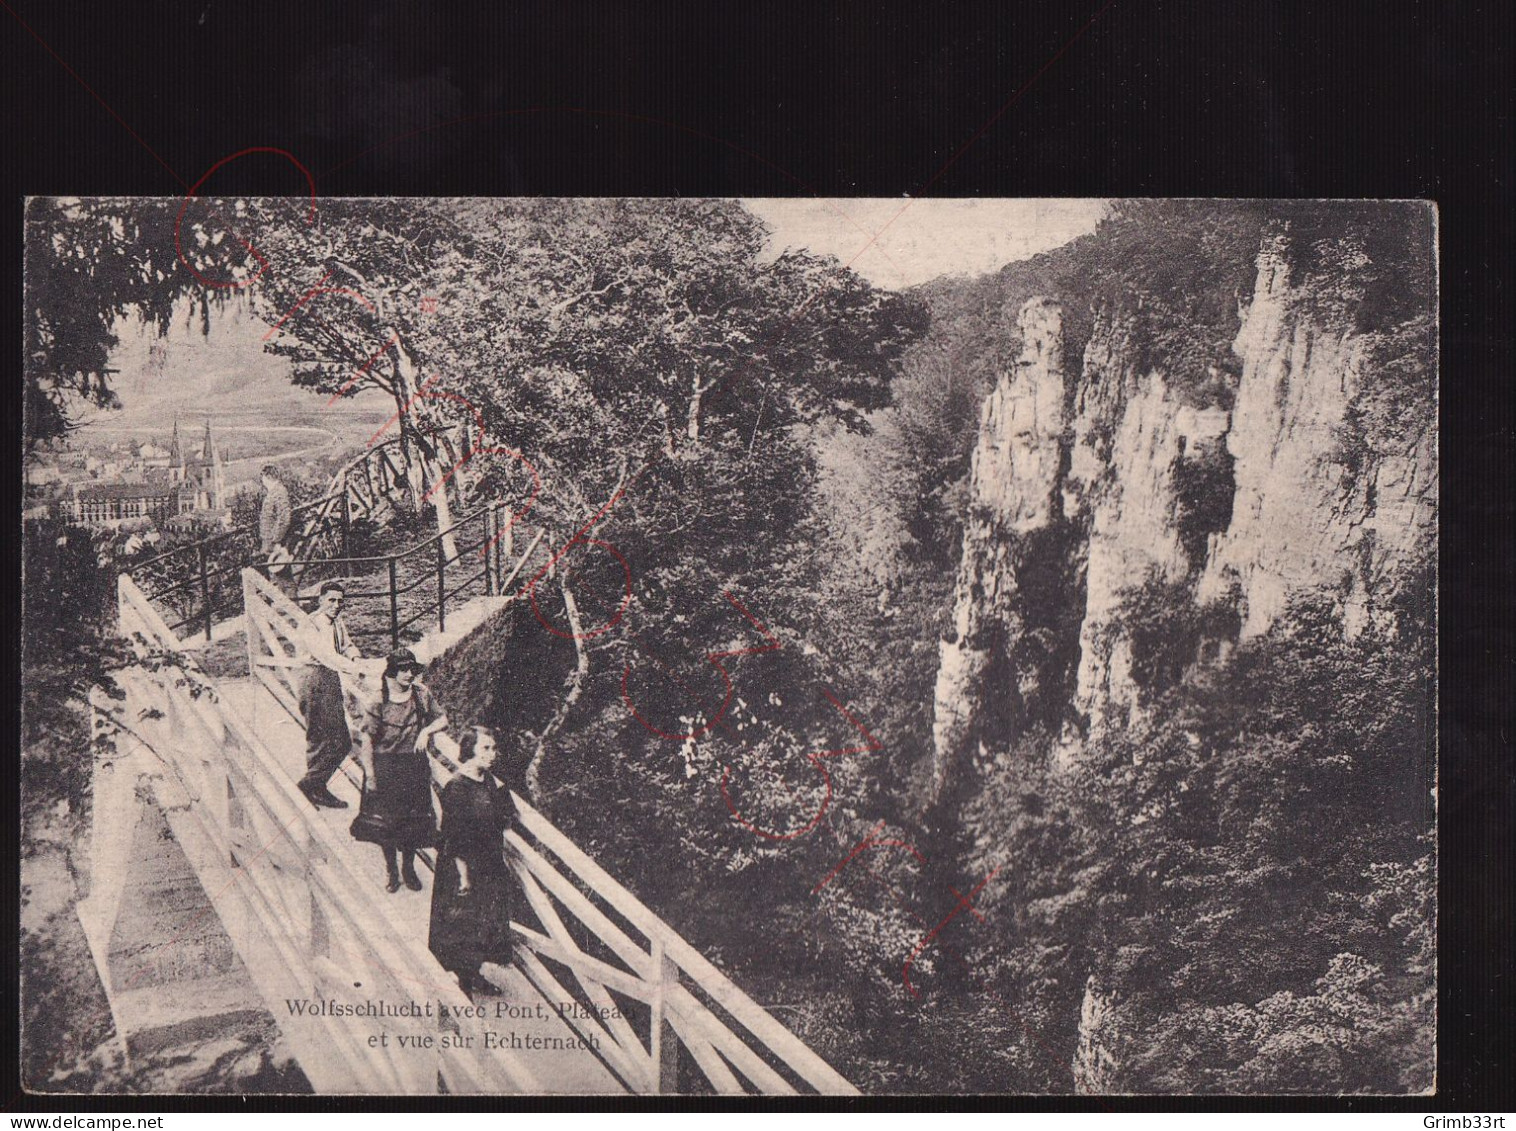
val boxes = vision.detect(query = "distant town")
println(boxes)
[26,418,234,536]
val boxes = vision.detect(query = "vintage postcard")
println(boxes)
[20,197,1436,1095]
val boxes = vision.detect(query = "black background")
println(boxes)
[3,0,1511,1113]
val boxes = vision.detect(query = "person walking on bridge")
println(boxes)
[351,648,448,892]
[430,726,515,995]
[297,579,364,810]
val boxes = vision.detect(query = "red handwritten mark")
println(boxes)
[416,388,488,440]
[353,366,645,639]
[719,688,880,841]
[159,157,894,811]
[508,465,656,638]
[811,819,928,895]
[262,273,352,339]
[621,591,779,741]
[169,147,891,846]
[361,373,639,640]
[327,330,404,405]
[173,147,316,289]
[161,136,897,867]
[255,272,404,406]
[258,262,637,639]
[411,388,489,503]
[901,868,1000,999]
[532,462,651,578]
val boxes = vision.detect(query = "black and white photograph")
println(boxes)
[19,196,1437,1096]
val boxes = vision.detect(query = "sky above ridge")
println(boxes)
[745,197,1105,291]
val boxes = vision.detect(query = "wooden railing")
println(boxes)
[128,486,359,642]
[243,518,544,700]
[241,566,387,778]
[270,505,545,651]
[241,564,321,722]
[109,573,540,1094]
[237,566,859,1096]
[128,522,260,641]
[127,423,483,643]
[498,792,860,1096]
[292,422,482,566]
[132,495,543,655]
[288,435,411,564]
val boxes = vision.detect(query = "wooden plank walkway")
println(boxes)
[214,676,625,1095]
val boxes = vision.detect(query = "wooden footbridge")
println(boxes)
[79,565,859,1095]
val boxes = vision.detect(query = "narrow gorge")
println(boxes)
[934,227,1436,786]
[921,207,1435,1093]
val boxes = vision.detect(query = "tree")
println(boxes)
[23,198,206,455]
[387,203,936,994]
[22,197,222,831]
[186,196,491,548]
[406,199,925,784]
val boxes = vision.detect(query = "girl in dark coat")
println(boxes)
[428,726,516,994]
[351,649,448,892]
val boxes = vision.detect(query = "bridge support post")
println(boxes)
[76,688,147,1064]
[388,558,400,650]
[484,507,496,598]
[76,693,267,1064]
[649,938,680,1094]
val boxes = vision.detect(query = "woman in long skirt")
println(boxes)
[429,726,515,994]
[350,648,447,891]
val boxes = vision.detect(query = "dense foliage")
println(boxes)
[20,520,130,825]
[960,591,1434,1093]
[22,197,243,453]
[862,202,1435,1093]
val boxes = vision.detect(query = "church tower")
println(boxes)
[208,426,225,510]
[187,418,224,510]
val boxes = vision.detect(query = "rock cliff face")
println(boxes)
[1069,365,1229,738]
[1196,236,1437,638]
[1071,976,1122,1095]
[930,299,1070,789]
[931,232,1436,789]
